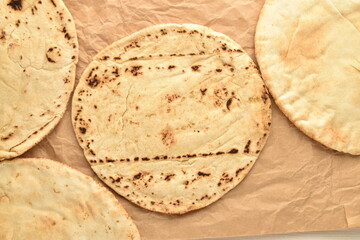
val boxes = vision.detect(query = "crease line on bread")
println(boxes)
[121,81,134,131]
[95,50,245,66]
[87,147,260,165]
[329,1,360,33]
[8,116,58,152]
[284,19,300,60]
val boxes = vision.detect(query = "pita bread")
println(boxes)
[0,0,78,160]
[255,0,360,154]
[0,158,140,240]
[72,24,271,214]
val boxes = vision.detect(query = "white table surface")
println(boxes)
[196,228,360,240]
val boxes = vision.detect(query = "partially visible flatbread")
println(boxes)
[72,24,271,214]
[255,0,360,154]
[0,158,140,240]
[0,0,78,160]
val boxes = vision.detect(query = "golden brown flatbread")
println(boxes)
[0,0,78,160]
[256,0,360,154]
[73,24,271,214]
[0,158,140,239]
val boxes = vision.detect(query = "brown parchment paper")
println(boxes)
[22,0,360,239]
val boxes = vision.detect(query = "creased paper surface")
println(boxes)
[22,0,360,239]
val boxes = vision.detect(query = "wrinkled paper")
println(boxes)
[22,0,360,239]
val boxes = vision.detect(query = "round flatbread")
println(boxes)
[72,24,271,214]
[0,158,140,240]
[0,0,78,160]
[255,0,360,154]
